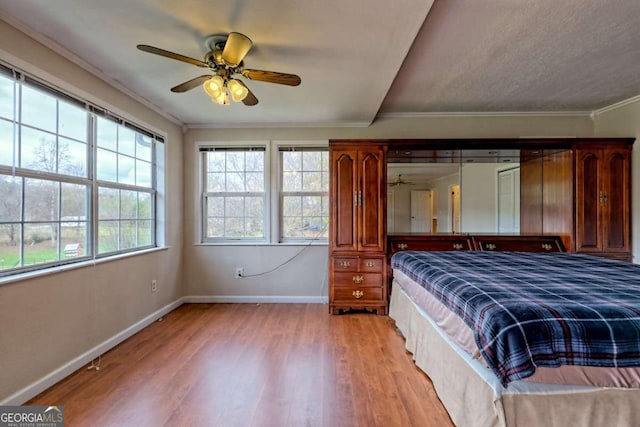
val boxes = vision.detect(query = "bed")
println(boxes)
[389,250,640,427]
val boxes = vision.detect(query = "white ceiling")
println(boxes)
[1,0,639,128]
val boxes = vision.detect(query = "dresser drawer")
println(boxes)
[333,257,358,271]
[333,272,382,287]
[389,238,473,252]
[358,257,384,272]
[333,286,384,303]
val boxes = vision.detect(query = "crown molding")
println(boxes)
[186,120,371,129]
[0,12,183,128]
[376,110,592,119]
[590,94,640,118]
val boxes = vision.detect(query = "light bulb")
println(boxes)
[227,79,249,102]
[203,76,225,103]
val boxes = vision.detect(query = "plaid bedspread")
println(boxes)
[391,250,640,385]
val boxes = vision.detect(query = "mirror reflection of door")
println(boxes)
[449,184,460,233]
[410,190,433,232]
[387,189,395,233]
[498,167,520,233]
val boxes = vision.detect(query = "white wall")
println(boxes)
[0,21,184,403]
[593,99,640,264]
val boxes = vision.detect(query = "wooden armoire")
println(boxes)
[328,141,387,314]
[520,140,632,262]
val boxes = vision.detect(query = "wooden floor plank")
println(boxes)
[28,303,454,427]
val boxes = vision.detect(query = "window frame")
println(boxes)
[278,146,329,243]
[197,140,329,245]
[0,62,165,280]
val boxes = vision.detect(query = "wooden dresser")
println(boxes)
[328,141,387,314]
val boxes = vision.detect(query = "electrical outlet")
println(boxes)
[151,279,157,292]
[235,267,244,279]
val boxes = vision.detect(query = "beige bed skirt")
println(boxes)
[389,284,640,427]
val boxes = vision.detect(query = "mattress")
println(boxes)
[390,250,640,385]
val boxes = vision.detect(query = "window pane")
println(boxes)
[20,126,57,172]
[138,220,152,246]
[24,223,59,265]
[24,178,59,222]
[97,148,117,182]
[138,192,152,219]
[0,119,14,166]
[282,217,302,238]
[226,152,244,172]
[118,155,135,185]
[283,196,302,216]
[225,217,243,238]
[120,190,137,219]
[97,117,118,150]
[303,151,322,170]
[226,172,244,192]
[118,127,136,157]
[246,151,264,171]
[246,172,264,192]
[98,187,119,220]
[225,197,243,217]
[282,152,301,172]
[61,224,87,258]
[61,182,88,218]
[136,134,152,161]
[0,74,14,120]
[207,172,225,192]
[0,224,21,270]
[59,137,87,177]
[303,172,322,191]
[206,217,224,238]
[206,197,224,217]
[21,85,56,132]
[58,101,87,141]
[98,220,118,253]
[207,152,225,172]
[136,159,152,187]
[120,220,137,249]
[303,196,322,216]
[283,171,301,192]
[0,175,22,221]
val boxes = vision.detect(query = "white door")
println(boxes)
[411,190,432,232]
[449,185,460,233]
[498,168,520,233]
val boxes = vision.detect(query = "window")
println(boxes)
[202,147,265,241]
[280,147,329,241]
[0,64,164,277]
[199,142,328,244]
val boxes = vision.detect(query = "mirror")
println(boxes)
[387,149,522,234]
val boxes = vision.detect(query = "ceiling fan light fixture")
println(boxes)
[203,76,227,104]
[227,79,249,102]
[222,32,253,67]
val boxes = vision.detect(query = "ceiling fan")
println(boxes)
[137,32,301,106]
[388,174,416,187]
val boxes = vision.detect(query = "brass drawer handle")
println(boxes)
[542,243,552,250]
[353,290,364,299]
[398,243,408,250]
[453,243,463,250]
[353,275,364,284]
[365,261,376,268]
[485,243,496,250]
[339,261,351,268]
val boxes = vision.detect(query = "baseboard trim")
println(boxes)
[183,295,329,304]
[1,297,185,405]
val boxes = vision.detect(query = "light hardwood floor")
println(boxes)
[28,303,454,427]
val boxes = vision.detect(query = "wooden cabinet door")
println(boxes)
[575,149,602,253]
[331,150,358,252]
[601,148,630,253]
[358,149,385,252]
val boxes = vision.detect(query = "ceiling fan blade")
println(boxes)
[241,69,301,86]
[222,32,253,67]
[237,81,259,106]
[137,45,208,68]
[171,75,213,93]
